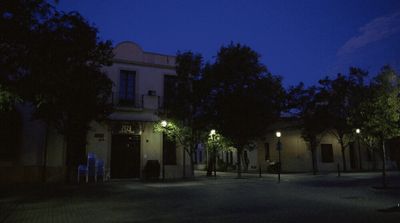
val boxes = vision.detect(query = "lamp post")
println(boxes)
[276,131,282,183]
[161,120,167,180]
[210,129,217,177]
[356,128,362,170]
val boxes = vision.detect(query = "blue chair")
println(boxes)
[77,152,97,183]
[96,159,105,182]
[77,164,88,183]
[87,152,97,182]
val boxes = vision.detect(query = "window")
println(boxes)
[321,144,334,163]
[163,134,176,165]
[229,151,233,164]
[264,143,270,160]
[119,70,136,106]
[163,75,177,109]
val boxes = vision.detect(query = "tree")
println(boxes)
[1,0,114,182]
[205,43,285,178]
[358,66,400,187]
[287,83,328,174]
[154,120,193,177]
[160,51,204,178]
[206,130,233,176]
[318,68,368,172]
[0,0,53,108]
[0,85,21,111]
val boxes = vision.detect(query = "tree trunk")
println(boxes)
[311,145,318,175]
[357,136,362,170]
[207,156,212,176]
[182,146,186,178]
[371,148,377,170]
[214,147,217,177]
[190,143,198,178]
[382,139,387,188]
[237,149,242,178]
[189,150,195,178]
[42,125,49,183]
[206,147,212,176]
[341,147,347,172]
[338,136,347,172]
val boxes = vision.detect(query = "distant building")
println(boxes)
[0,41,191,183]
[256,120,397,173]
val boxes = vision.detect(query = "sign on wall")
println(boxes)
[111,121,143,135]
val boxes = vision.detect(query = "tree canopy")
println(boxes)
[204,43,285,177]
[0,0,114,181]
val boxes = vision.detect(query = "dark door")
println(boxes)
[111,134,141,178]
[349,142,357,169]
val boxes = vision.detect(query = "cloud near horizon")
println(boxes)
[337,11,400,56]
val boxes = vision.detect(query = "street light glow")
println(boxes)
[356,128,360,134]
[276,131,281,138]
[210,129,216,136]
[161,120,167,127]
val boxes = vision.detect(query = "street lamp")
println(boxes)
[210,129,217,177]
[210,129,216,136]
[356,128,362,170]
[276,131,282,183]
[161,120,168,180]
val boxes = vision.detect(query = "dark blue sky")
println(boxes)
[58,0,400,86]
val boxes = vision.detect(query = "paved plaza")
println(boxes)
[1,171,399,223]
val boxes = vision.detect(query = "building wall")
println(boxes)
[85,41,186,179]
[0,105,67,183]
[258,128,384,173]
[0,41,186,183]
[18,105,47,167]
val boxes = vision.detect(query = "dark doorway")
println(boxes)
[349,142,357,169]
[111,134,141,178]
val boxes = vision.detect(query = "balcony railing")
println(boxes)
[111,93,143,109]
[111,93,170,110]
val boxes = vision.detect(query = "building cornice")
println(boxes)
[113,58,176,70]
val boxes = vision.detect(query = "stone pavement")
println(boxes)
[0,171,399,222]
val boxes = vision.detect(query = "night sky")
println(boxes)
[58,0,400,87]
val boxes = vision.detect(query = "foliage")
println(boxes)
[206,131,233,153]
[358,66,400,140]
[0,85,21,111]
[0,0,53,106]
[169,51,203,121]
[287,82,328,174]
[154,120,191,148]
[317,67,368,171]
[357,65,400,187]
[0,0,114,180]
[204,43,285,176]
[159,51,205,177]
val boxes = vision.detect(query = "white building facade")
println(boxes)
[0,41,190,183]
[84,41,189,180]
